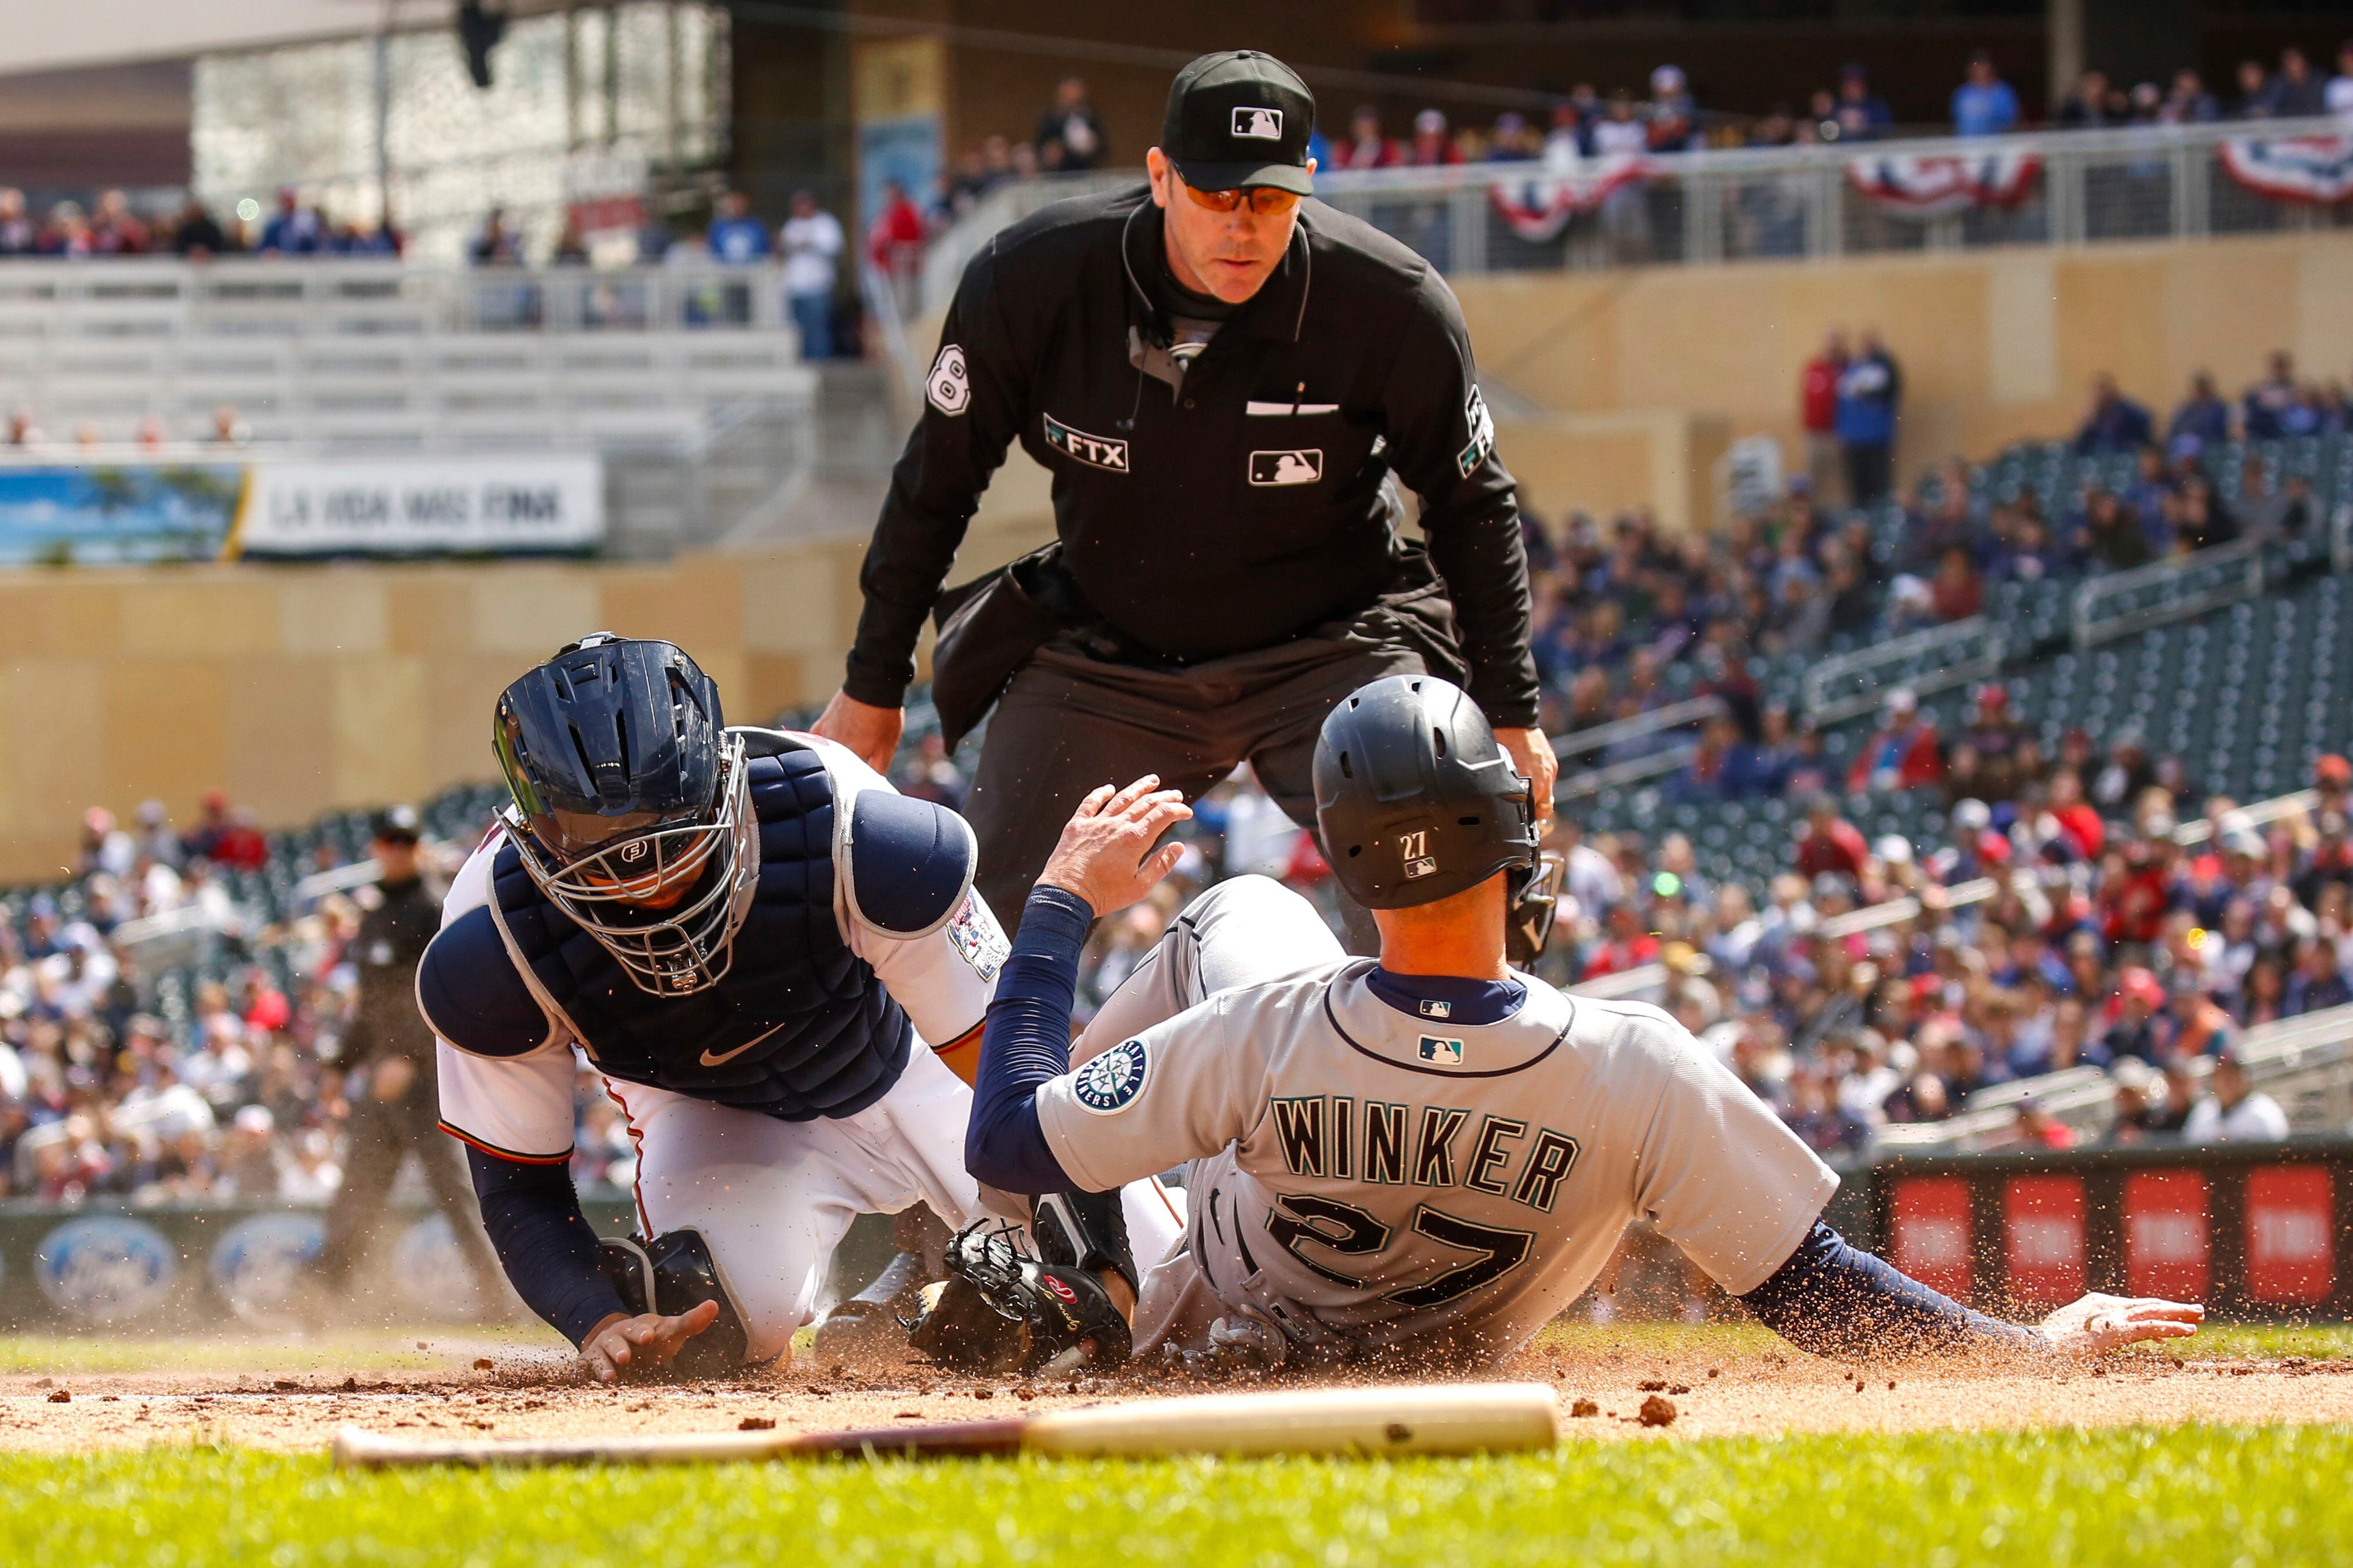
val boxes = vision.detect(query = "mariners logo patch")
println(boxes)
[948,896,1009,982]
[1248,448,1322,486]
[1072,1038,1150,1113]
[1455,385,1495,477]
[1232,106,1284,140]
[1418,1035,1466,1066]
[1043,412,1130,472]
[926,343,971,417]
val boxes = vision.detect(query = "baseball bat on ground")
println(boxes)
[332,1381,1558,1468]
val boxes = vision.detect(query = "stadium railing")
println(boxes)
[1552,694,1727,802]
[914,115,2353,312]
[2072,538,2269,650]
[1800,615,2007,726]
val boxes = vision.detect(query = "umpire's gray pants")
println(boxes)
[963,627,1426,944]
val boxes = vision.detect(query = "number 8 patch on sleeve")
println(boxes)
[927,343,971,416]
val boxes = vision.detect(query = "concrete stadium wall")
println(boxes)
[0,508,1053,885]
[1454,230,2353,523]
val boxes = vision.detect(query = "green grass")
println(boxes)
[8,1425,2351,1567]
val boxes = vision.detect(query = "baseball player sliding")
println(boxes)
[421,635,1175,1382]
[952,674,2204,1369]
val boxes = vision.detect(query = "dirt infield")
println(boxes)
[4,1330,2351,1454]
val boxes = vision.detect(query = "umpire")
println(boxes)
[813,48,1552,939]
[320,806,501,1303]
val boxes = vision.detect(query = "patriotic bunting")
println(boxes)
[1846,153,2042,218]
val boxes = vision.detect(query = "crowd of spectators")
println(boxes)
[1524,343,2346,772]
[0,792,517,1207]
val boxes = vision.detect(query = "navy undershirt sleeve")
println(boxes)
[1738,1221,2047,1359]
[965,884,1093,1194]
[466,1146,629,1348]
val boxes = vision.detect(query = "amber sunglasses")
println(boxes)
[1178,179,1303,216]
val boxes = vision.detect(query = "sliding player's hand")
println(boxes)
[578,1299,721,1382]
[1039,776,1192,918]
[2038,1292,2203,1355]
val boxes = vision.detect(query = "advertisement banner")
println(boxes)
[2124,1168,2210,1301]
[0,462,244,564]
[2003,1173,2085,1308]
[234,454,603,556]
[2246,1165,2333,1303]
[1889,1175,1974,1303]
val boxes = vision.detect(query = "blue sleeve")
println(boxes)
[1738,1222,2047,1359]
[964,885,1093,1194]
[466,1146,629,1347]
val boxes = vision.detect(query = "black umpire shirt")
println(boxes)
[844,186,1541,730]
[348,874,441,1068]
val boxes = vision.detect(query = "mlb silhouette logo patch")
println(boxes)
[1418,999,1452,1019]
[1248,448,1322,486]
[1232,106,1284,140]
[1418,1036,1465,1066]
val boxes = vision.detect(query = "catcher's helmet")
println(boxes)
[1312,675,1562,959]
[492,633,758,995]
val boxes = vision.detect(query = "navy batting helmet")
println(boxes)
[1312,674,1562,959]
[492,633,757,994]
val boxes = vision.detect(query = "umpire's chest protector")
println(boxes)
[487,748,910,1121]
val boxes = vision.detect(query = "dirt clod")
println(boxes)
[738,1417,775,1431]
[474,1359,495,1372]
[46,1390,69,1404]
[1636,1379,1669,1392]
[1569,1399,1600,1418]
[1638,1395,1676,1427]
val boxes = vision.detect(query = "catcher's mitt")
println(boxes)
[906,1221,1133,1376]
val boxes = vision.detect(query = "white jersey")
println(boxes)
[1044,877,1836,1361]
[434,733,1004,1163]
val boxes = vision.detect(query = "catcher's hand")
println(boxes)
[578,1300,720,1383]
[909,1222,1132,1376]
[2038,1292,2203,1355]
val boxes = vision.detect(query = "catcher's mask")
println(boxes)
[493,633,760,995]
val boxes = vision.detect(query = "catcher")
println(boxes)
[941,674,2203,1370]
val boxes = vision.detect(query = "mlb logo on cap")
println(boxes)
[1232,106,1284,140]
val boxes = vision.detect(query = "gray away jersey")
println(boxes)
[1038,957,1837,1359]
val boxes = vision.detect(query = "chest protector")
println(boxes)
[487,745,910,1121]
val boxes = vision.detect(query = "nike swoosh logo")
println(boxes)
[699,1022,787,1069]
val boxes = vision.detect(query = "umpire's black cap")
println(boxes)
[373,803,422,845]
[1162,50,1316,194]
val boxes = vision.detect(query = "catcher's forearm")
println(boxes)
[964,885,1091,1194]
[466,1146,628,1345]
[1737,1221,2046,1359]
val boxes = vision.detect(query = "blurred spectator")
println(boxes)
[2332,41,2353,124]
[2054,69,2116,129]
[2182,1052,2289,1141]
[2074,373,2154,453]
[88,190,147,254]
[1646,65,1698,151]
[1835,328,1901,505]
[1833,64,1893,140]
[1407,108,1461,166]
[1930,545,1984,621]
[2168,371,2231,450]
[205,404,254,447]
[707,190,771,263]
[2163,68,2221,124]
[258,189,320,255]
[779,190,844,361]
[1036,77,1106,171]
[867,179,926,282]
[2232,60,2274,118]
[2012,1096,2077,1149]
[0,187,30,256]
[468,205,521,266]
[1795,795,1868,879]
[1799,329,1849,506]
[1952,52,2021,136]
[1850,689,1946,794]
[168,197,230,258]
[1334,106,1400,170]
[2243,351,2301,440]
[2271,46,2327,118]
